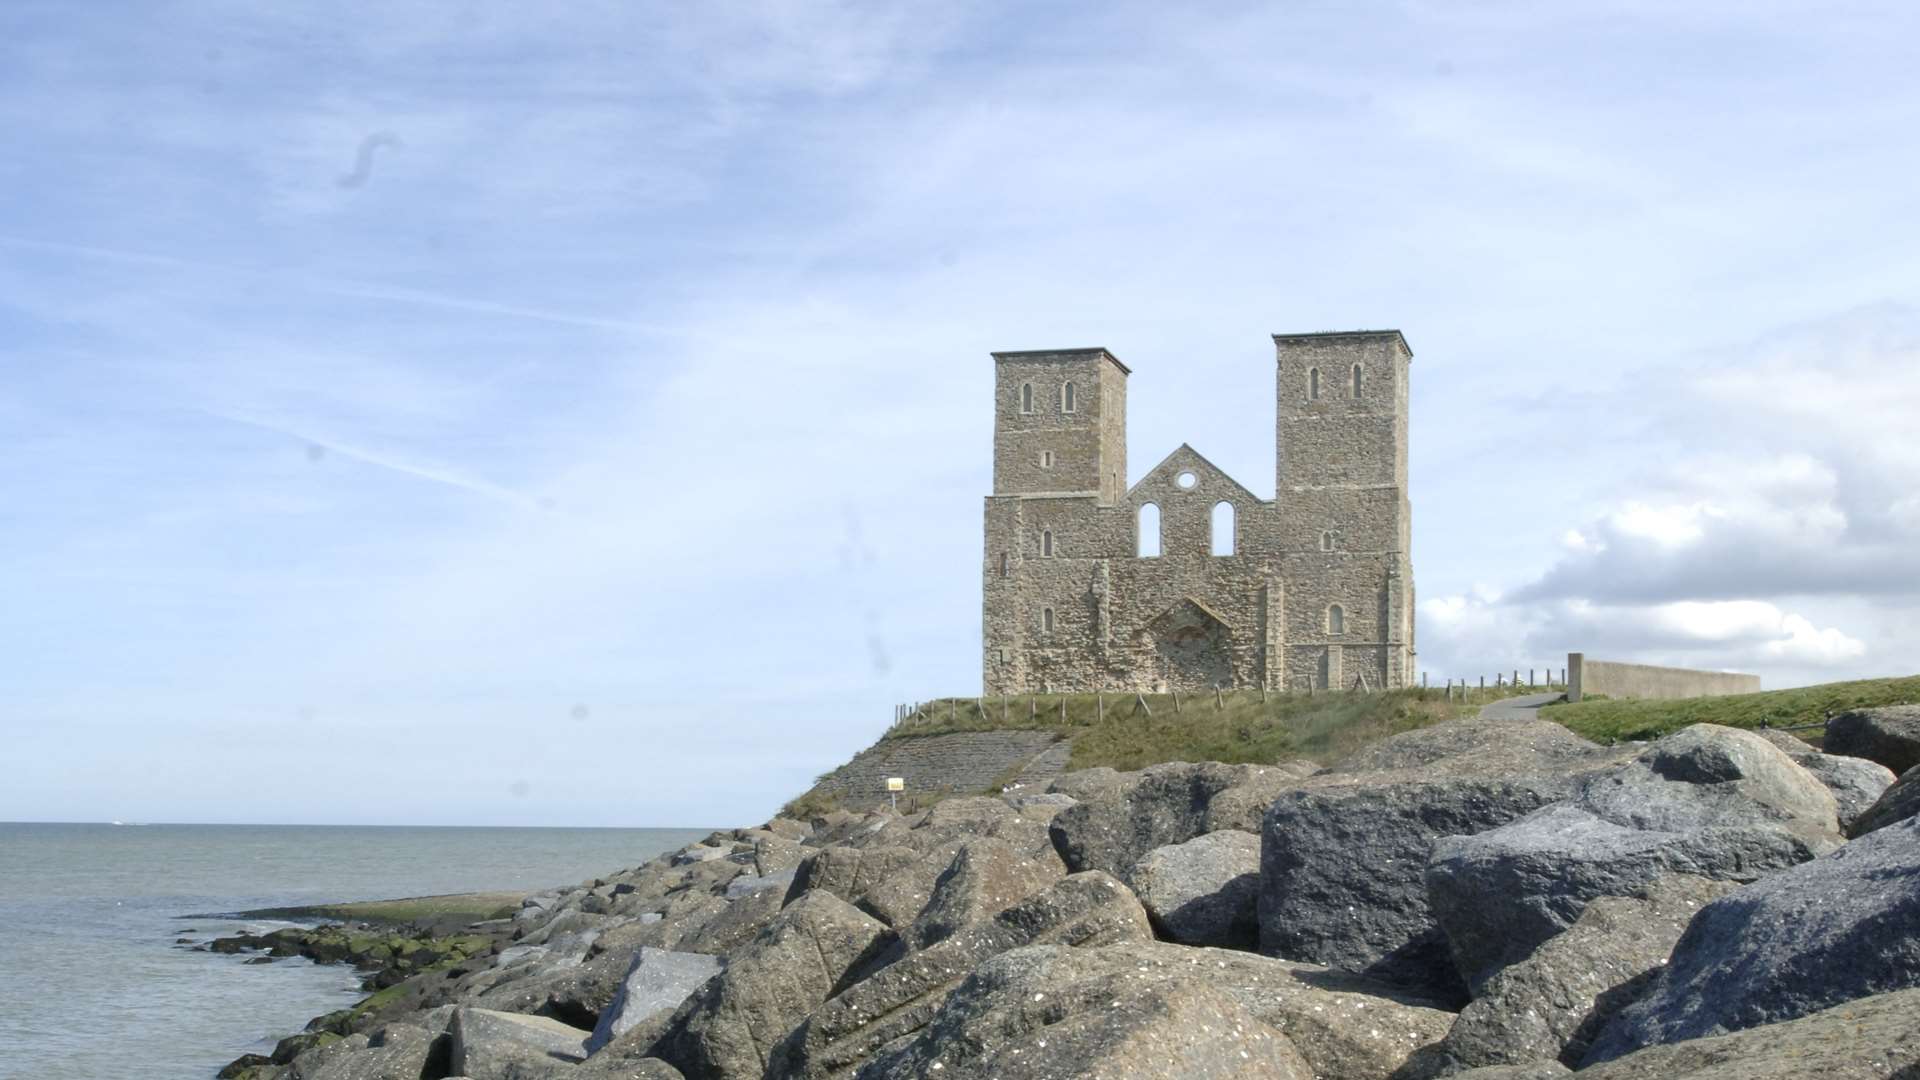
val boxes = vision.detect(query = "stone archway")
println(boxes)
[1143,597,1234,691]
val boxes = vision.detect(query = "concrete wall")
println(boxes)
[1566,653,1761,703]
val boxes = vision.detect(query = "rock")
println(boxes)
[842,845,965,929]
[762,816,812,841]
[771,871,1155,1079]
[669,886,785,956]
[901,837,1063,951]
[722,869,795,900]
[303,1023,438,1080]
[650,891,890,1080]
[1129,829,1261,948]
[584,949,723,1055]
[1048,761,1308,882]
[1756,727,1897,830]
[216,1054,272,1078]
[284,1033,369,1079]
[1848,763,1920,837]
[999,791,1077,820]
[751,835,810,878]
[1583,815,1920,1064]
[1823,704,1920,774]
[574,1057,685,1079]
[1427,725,1842,990]
[448,1008,588,1079]
[785,845,923,910]
[1445,1066,1572,1079]
[1046,765,1133,801]
[854,944,1314,1080]
[1432,876,1734,1072]
[1576,987,1920,1078]
[670,844,730,866]
[1328,717,1613,776]
[468,947,629,1029]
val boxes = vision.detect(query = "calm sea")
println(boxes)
[0,822,711,1080]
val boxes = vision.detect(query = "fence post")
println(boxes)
[1059,696,1066,724]
[1030,696,1036,720]
[1479,676,1485,689]
[1135,692,1152,717]
[1215,686,1224,710]
[1097,692,1104,724]
[1003,697,1009,723]
[1174,690,1182,713]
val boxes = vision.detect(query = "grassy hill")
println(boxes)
[885,684,1550,773]
[1540,675,1920,745]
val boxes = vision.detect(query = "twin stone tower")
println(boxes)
[983,330,1416,695]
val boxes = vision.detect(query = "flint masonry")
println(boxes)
[982,331,1416,694]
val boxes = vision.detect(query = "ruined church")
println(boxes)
[982,330,1416,694]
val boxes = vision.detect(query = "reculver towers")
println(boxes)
[982,331,1416,694]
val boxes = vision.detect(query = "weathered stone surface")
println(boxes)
[1428,725,1842,989]
[1754,728,1896,830]
[651,891,890,1080]
[448,1007,588,1079]
[584,949,723,1055]
[1849,763,1920,837]
[1046,765,1132,801]
[468,948,630,1028]
[1328,719,1609,778]
[855,944,1313,1080]
[1577,987,1920,1079]
[573,1056,686,1079]
[751,834,810,878]
[668,887,783,957]
[1444,1066,1572,1080]
[302,1023,437,1080]
[722,869,795,901]
[1049,761,1308,881]
[1433,876,1733,1072]
[1129,829,1261,948]
[284,1033,370,1079]
[1823,704,1920,775]
[902,838,1062,951]
[1584,816,1920,1064]
[772,871,1154,1079]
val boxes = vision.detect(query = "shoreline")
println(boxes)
[185,890,529,934]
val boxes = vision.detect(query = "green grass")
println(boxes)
[1540,675,1920,745]
[233,891,525,927]
[886,684,1553,774]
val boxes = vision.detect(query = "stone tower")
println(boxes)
[982,331,1415,695]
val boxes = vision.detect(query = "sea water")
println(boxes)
[0,822,711,1080]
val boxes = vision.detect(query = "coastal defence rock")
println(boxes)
[901,837,1063,951]
[1583,815,1920,1065]
[1431,875,1733,1072]
[650,891,891,1080]
[447,1007,588,1079]
[1574,987,1920,1078]
[584,949,723,1054]
[771,871,1154,1079]
[1129,829,1262,948]
[1427,725,1841,991]
[1823,704,1920,775]
[1047,761,1309,882]
[1754,729,1896,830]
[1259,719,1624,1001]
[853,944,1314,1080]
[1848,763,1920,837]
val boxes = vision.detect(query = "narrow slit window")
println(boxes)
[1328,604,1345,635]
[1352,364,1364,398]
[1137,503,1161,558]
[1041,529,1054,558]
[1020,383,1033,413]
[999,552,1009,577]
[1211,501,1236,556]
[1063,381,1077,412]
[1040,450,1054,469]
[1309,367,1321,400]
[1320,530,1336,552]
[1042,607,1055,633]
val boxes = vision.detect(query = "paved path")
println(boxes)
[1478,692,1565,723]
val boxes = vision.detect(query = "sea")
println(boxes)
[0,822,712,1080]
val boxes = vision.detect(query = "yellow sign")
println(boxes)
[886,777,905,792]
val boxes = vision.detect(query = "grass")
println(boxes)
[885,684,1554,774]
[232,891,525,927]
[1540,675,1920,745]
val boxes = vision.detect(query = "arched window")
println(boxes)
[1041,529,1055,558]
[1320,530,1336,552]
[1063,382,1077,413]
[1327,604,1345,635]
[1351,364,1364,398]
[1042,607,1055,633]
[1210,501,1236,556]
[1308,367,1321,400]
[1137,503,1161,558]
[1020,383,1034,413]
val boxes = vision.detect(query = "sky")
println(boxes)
[3,1,1918,827]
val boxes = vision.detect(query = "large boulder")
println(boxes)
[901,837,1063,951]
[1427,725,1841,989]
[771,871,1154,1079]
[584,948,723,1054]
[853,944,1313,1080]
[1754,729,1896,830]
[1445,1067,1572,1079]
[1432,875,1733,1072]
[301,1023,439,1080]
[1848,763,1920,837]
[1575,987,1920,1078]
[650,891,890,1080]
[1583,815,1920,1064]
[1260,719,1624,1000]
[1129,829,1262,948]
[1049,761,1310,881]
[1823,704,1920,774]
[448,1008,589,1080]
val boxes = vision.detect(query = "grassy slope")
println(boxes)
[887,684,1553,773]
[1539,675,1920,745]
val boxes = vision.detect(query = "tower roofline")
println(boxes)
[1271,329,1411,359]
[991,347,1131,375]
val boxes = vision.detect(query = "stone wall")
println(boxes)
[983,331,1416,694]
[1566,653,1762,703]
[806,730,1067,810]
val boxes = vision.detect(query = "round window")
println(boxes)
[1176,472,1197,489]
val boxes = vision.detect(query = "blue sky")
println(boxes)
[4,2,1918,826]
